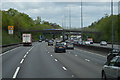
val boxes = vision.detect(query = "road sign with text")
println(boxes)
[8,26,14,34]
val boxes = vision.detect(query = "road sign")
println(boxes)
[8,26,14,30]
[8,26,14,34]
[8,30,13,34]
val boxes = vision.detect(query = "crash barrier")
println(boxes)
[1,43,21,53]
[74,44,113,56]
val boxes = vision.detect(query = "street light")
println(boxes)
[69,7,71,29]
[111,0,114,49]
[80,0,83,41]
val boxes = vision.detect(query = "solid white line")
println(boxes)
[24,55,27,58]
[85,59,90,62]
[55,59,58,61]
[10,47,19,52]
[62,67,67,71]
[20,59,24,64]
[13,67,20,78]
[2,47,20,56]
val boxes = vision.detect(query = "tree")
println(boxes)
[34,16,41,24]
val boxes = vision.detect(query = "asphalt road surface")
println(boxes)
[2,42,107,79]
[92,43,120,49]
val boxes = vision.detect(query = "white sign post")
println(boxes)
[8,26,14,34]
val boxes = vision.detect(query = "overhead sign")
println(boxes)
[8,26,14,34]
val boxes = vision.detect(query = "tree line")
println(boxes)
[83,14,120,44]
[1,8,62,44]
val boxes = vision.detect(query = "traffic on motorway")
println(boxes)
[37,36,120,80]
[2,33,120,79]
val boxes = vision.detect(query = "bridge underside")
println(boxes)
[20,29,100,34]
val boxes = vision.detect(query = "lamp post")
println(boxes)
[111,0,114,49]
[80,0,83,41]
[69,7,71,29]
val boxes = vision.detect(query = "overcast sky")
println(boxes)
[1,0,119,28]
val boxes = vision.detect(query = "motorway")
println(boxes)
[2,42,107,79]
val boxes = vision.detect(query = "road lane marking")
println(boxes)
[1,47,20,56]
[55,59,58,61]
[62,67,67,71]
[85,59,90,62]
[76,49,106,58]
[75,55,77,56]
[20,59,24,64]
[50,55,53,57]
[24,54,27,58]
[13,67,20,78]
[28,46,34,52]
[72,75,74,77]
[26,52,29,55]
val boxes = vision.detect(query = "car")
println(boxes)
[73,40,78,45]
[54,43,66,53]
[48,40,54,46]
[39,40,42,42]
[100,41,107,46]
[111,49,120,53]
[78,41,83,45]
[61,42,67,47]
[66,43,74,49]
[107,49,120,62]
[45,39,49,42]
[102,56,120,80]
[85,41,91,45]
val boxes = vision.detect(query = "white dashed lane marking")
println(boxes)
[62,67,67,71]
[20,59,24,64]
[85,59,90,62]
[13,67,20,78]
[24,55,27,58]
[55,59,58,61]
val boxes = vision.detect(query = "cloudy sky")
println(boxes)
[1,0,119,28]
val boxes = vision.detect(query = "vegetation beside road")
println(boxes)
[83,14,120,43]
[2,8,62,45]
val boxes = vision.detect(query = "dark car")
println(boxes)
[54,43,66,53]
[45,39,49,42]
[107,49,120,62]
[48,40,54,46]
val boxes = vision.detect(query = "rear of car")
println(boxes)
[54,43,66,53]
[85,41,90,45]
[87,38,93,44]
[107,50,120,62]
[66,43,74,49]
[102,56,120,80]
[100,41,107,46]
[48,40,53,46]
